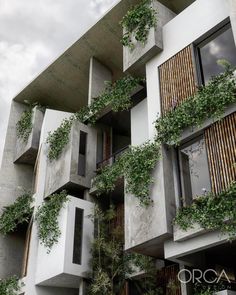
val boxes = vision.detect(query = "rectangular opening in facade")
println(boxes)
[78,131,87,176]
[72,208,84,265]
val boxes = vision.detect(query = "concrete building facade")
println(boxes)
[0,0,236,294]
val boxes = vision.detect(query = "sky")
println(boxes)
[0,0,117,163]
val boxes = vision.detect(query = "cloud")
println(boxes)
[0,0,116,163]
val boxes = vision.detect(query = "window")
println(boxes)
[179,136,211,206]
[78,131,87,176]
[72,208,83,265]
[198,25,236,84]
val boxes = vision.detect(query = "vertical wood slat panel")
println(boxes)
[159,45,197,115]
[205,112,236,194]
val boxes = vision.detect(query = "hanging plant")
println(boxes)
[93,141,160,206]
[155,66,236,146]
[174,182,236,239]
[121,0,157,50]
[46,75,143,161]
[16,107,34,142]
[0,276,21,295]
[0,193,33,235]
[35,190,69,252]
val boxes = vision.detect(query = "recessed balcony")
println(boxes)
[44,122,97,198]
[35,196,94,288]
[14,106,44,165]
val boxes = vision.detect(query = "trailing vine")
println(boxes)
[174,182,236,239]
[47,75,143,161]
[0,276,21,295]
[35,190,69,252]
[155,65,236,145]
[93,141,160,206]
[0,193,33,235]
[16,107,33,142]
[121,0,157,50]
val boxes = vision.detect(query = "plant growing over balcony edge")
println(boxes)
[120,0,157,50]
[0,193,33,235]
[35,190,69,252]
[93,141,161,207]
[46,75,143,161]
[174,182,236,239]
[0,276,22,295]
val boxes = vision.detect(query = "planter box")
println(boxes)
[44,122,97,198]
[35,196,94,288]
[174,223,208,242]
[14,106,44,165]
[123,0,175,72]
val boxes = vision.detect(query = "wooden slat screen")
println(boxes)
[157,264,181,295]
[159,45,197,115]
[205,112,236,194]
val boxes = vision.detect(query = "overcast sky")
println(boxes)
[0,0,116,163]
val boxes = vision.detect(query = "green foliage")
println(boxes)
[88,205,158,295]
[155,66,236,145]
[46,117,73,160]
[0,193,33,235]
[193,281,226,295]
[121,0,157,49]
[174,182,236,239]
[47,76,142,160]
[16,107,33,142]
[93,141,161,206]
[35,190,69,252]
[0,276,21,295]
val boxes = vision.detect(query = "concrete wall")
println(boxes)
[15,106,44,165]
[0,101,34,278]
[44,121,97,198]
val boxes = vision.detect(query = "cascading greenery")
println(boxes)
[46,75,143,161]
[174,182,236,239]
[120,0,157,50]
[16,107,34,142]
[155,64,236,146]
[88,205,159,295]
[0,276,21,295]
[0,193,33,235]
[93,141,161,206]
[35,190,69,252]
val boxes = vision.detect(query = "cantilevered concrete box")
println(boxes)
[35,196,94,288]
[123,0,175,72]
[14,106,44,165]
[44,122,97,198]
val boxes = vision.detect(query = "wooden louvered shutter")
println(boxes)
[205,112,236,194]
[159,45,197,115]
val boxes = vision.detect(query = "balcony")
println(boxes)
[44,121,97,198]
[14,106,44,165]
[35,196,94,288]
[123,0,176,73]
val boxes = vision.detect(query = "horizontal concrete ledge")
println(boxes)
[174,223,208,242]
[215,291,236,295]
[164,230,230,261]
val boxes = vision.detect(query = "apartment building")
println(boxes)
[0,0,235,294]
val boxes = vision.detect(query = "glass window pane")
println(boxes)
[73,208,83,265]
[180,137,211,202]
[199,27,236,83]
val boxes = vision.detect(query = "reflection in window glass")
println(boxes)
[179,137,211,204]
[73,208,83,265]
[199,27,236,83]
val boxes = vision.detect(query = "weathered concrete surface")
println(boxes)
[44,121,97,198]
[0,101,34,278]
[14,106,44,165]
[88,57,112,105]
[123,0,176,72]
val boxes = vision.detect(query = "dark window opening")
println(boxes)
[179,136,211,206]
[73,208,84,265]
[78,131,87,177]
[197,25,236,84]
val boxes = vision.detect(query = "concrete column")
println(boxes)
[179,264,193,295]
[229,0,236,46]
